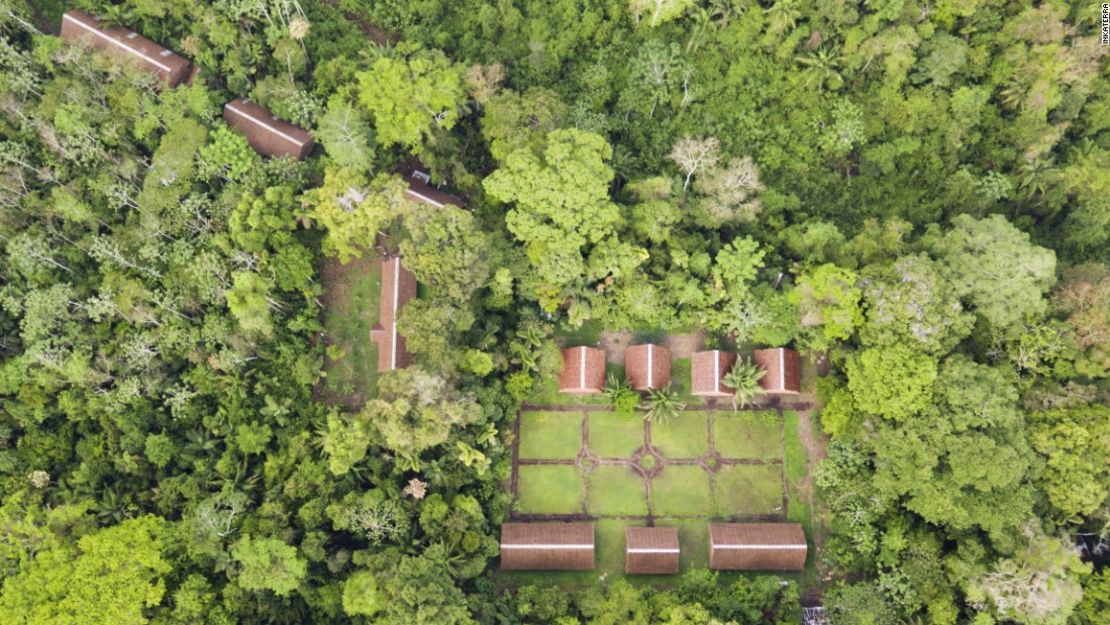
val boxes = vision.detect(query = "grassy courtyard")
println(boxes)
[509,408,797,582]
[316,256,381,409]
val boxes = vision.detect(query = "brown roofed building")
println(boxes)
[690,350,736,397]
[60,10,192,87]
[708,523,807,571]
[559,346,606,395]
[405,176,464,208]
[625,527,680,575]
[500,523,595,571]
[369,257,417,373]
[625,344,671,391]
[752,348,802,394]
[223,97,314,160]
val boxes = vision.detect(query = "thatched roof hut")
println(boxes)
[369,257,417,372]
[559,346,606,395]
[753,347,802,394]
[625,344,671,391]
[690,350,736,397]
[60,10,191,87]
[223,98,314,160]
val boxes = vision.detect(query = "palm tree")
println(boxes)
[722,357,766,410]
[641,385,687,424]
[796,46,844,90]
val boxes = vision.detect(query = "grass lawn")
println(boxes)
[783,411,819,585]
[651,412,709,459]
[319,256,381,408]
[516,465,584,515]
[518,411,583,460]
[588,412,645,458]
[713,411,781,460]
[660,519,710,570]
[588,465,648,516]
[714,463,784,517]
[652,465,712,516]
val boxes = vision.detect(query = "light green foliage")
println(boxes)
[872,357,1034,540]
[1074,569,1110,625]
[484,129,623,310]
[712,237,765,300]
[847,344,936,422]
[933,214,1056,333]
[342,570,383,616]
[791,264,863,350]
[226,271,273,337]
[0,516,168,625]
[399,205,489,304]
[198,126,259,182]
[722,357,766,410]
[481,87,567,162]
[354,367,481,468]
[860,254,973,354]
[143,433,174,469]
[302,169,408,262]
[356,50,464,151]
[628,0,696,28]
[231,535,307,596]
[376,551,476,625]
[1028,406,1110,520]
[315,99,374,167]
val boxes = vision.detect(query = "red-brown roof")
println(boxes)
[500,523,595,571]
[405,177,464,208]
[708,523,807,571]
[690,350,736,397]
[625,526,680,574]
[625,344,671,391]
[370,256,417,372]
[559,346,606,395]
[223,98,314,160]
[752,348,802,394]
[60,11,191,87]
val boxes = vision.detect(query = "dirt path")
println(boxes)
[319,0,397,46]
[793,407,831,586]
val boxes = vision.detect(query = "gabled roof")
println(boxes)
[500,523,595,571]
[559,346,606,395]
[752,347,802,394]
[405,176,464,208]
[708,523,807,571]
[625,526,680,575]
[690,350,736,397]
[60,10,191,87]
[625,344,671,391]
[223,98,314,160]
[369,257,417,373]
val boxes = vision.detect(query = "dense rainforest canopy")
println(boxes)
[0,0,1107,624]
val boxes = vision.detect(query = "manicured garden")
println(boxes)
[509,408,797,581]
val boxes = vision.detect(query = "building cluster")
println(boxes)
[499,522,807,574]
[60,10,467,375]
[559,344,803,397]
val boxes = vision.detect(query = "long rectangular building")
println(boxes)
[60,10,191,87]
[223,97,314,160]
[369,256,417,373]
[708,523,807,571]
[405,176,464,208]
[500,523,595,571]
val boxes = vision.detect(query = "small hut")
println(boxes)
[624,344,671,391]
[625,526,680,575]
[369,257,417,372]
[690,350,736,397]
[500,523,595,571]
[559,346,606,395]
[405,176,464,208]
[752,348,802,394]
[222,98,314,160]
[708,523,807,571]
[60,10,191,87]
